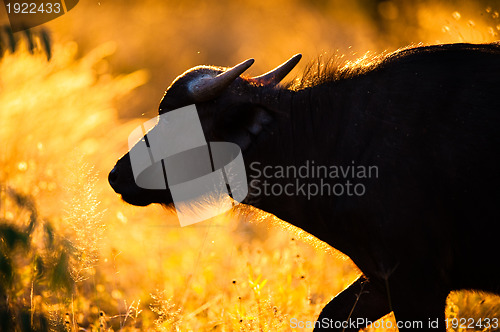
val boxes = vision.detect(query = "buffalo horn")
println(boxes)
[190,58,255,101]
[252,54,302,85]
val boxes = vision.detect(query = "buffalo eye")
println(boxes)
[213,104,273,150]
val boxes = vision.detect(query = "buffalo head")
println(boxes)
[108,55,301,207]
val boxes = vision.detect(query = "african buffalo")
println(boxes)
[109,42,500,331]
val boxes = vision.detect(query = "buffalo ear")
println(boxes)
[213,104,273,151]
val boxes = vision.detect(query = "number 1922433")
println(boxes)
[5,2,61,14]
[445,317,498,330]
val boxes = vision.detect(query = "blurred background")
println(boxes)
[1,0,499,331]
[12,0,500,119]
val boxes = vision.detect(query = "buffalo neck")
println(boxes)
[247,82,355,245]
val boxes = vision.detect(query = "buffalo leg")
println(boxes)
[314,275,391,331]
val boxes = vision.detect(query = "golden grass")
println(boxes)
[1,2,500,331]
